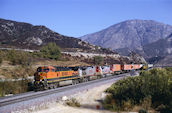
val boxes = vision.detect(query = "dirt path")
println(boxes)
[32,83,114,113]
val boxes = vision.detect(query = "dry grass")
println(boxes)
[66,98,81,107]
[34,60,89,67]
[132,106,156,113]
[0,58,89,79]
[0,61,35,79]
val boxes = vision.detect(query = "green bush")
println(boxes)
[66,98,80,107]
[0,56,2,65]
[0,50,2,64]
[103,68,172,112]
[40,43,61,60]
[30,51,43,58]
[7,50,31,66]
[93,56,104,65]
[139,109,147,113]
[0,79,31,97]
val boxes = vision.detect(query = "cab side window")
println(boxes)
[51,69,55,72]
[43,68,49,73]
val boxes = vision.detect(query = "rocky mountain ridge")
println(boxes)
[0,18,147,64]
[142,33,172,58]
[0,18,114,54]
[80,19,172,54]
[80,19,172,64]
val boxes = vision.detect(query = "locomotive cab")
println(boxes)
[34,66,55,81]
[34,66,56,90]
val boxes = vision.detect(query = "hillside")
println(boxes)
[142,33,172,58]
[142,33,172,65]
[80,20,172,51]
[153,55,172,66]
[80,20,172,63]
[0,18,147,65]
[0,18,114,54]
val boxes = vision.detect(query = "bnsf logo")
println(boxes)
[62,72,69,76]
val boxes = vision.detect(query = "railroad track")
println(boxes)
[0,73,128,108]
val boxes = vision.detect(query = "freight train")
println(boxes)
[33,64,152,91]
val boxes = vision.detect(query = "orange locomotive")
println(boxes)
[34,66,80,90]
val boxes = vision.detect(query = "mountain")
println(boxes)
[0,18,114,54]
[141,33,172,65]
[154,55,172,66]
[0,18,147,64]
[80,19,172,55]
[142,33,172,58]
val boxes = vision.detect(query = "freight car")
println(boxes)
[132,64,140,70]
[121,64,132,72]
[110,64,122,74]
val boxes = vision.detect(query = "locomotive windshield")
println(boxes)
[37,67,49,73]
[43,68,49,73]
[37,67,42,72]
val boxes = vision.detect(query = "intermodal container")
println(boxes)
[122,64,132,71]
[111,64,121,72]
[132,64,140,70]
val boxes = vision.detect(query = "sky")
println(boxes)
[0,0,172,37]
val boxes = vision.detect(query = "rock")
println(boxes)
[62,96,68,101]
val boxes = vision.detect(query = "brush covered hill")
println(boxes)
[0,18,114,54]
[0,18,147,65]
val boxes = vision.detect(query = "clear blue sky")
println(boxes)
[0,0,172,37]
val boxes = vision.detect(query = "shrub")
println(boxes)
[103,68,172,112]
[93,56,104,65]
[0,79,31,97]
[30,51,43,58]
[139,109,147,113]
[7,50,31,66]
[66,98,80,107]
[0,56,2,65]
[40,43,61,60]
[0,50,2,65]
[141,96,152,110]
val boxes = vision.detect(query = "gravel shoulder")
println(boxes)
[32,83,114,113]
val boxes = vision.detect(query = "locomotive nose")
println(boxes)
[34,72,40,81]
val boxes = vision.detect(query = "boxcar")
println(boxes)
[132,64,140,70]
[122,64,132,71]
[111,64,122,72]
